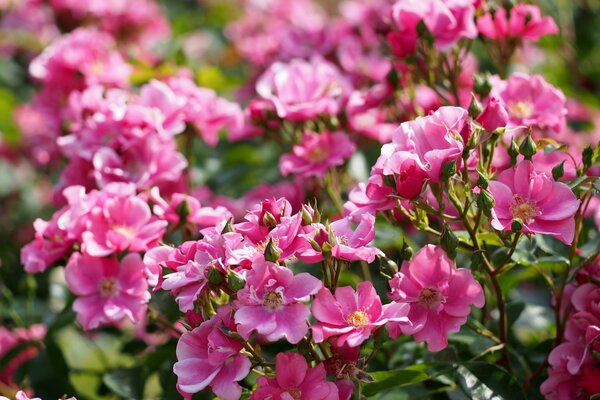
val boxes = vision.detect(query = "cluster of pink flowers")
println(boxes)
[9,0,600,399]
[542,261,600,399]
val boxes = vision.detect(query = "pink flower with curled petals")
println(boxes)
[311,281,409,347]
[476,96,509,132]
[477,4,558,42]
[329,213,383,263]
[65,252,150,330]
[488,160,579,244]
[375,106,467,183]
[249,353,339,400]
[279,131,355,179]
[235,255,322,344]
[388,245,484,352]
[82,195,167,257]
[174,310,251,400]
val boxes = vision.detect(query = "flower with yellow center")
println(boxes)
[346,310,369,328]
[509,195,539,223]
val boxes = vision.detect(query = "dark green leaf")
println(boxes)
[103,366,145,400]
[455,362,526,400]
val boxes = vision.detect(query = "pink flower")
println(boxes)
[166,77,244,146]
[393,158,429,200]
[174,311,251,400]
[256,57,351,121]
[82,195,167,257]
[492,73,567,134]
[249,353,339,400]
[376,106,467,183]
[488,160,579,244]
[161,231,244,312]
[65,252,150,330]
[0,325,46,389]
[389,0,477,56]
[311,281,409,347]
[235,255,322,344]
[279,131,355,179]
[477,4,558,42]
[29,28,131,95]
[476,96,509,132]
[388,245,484,352]
[343,175,396,220]
[328,213,383,263]
[21,214,73,274]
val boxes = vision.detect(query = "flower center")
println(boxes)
[263,291,284,310]
[99,278,118,297]
[284,388,302,400]
[418,287,443,308]
[346,310,369,328]
[112,224,135,239]
[509,195,539,223]
[307,146,329,162]
[508,101,534,119]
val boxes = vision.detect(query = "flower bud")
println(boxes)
[474,73,492,98]
[176,199,191,223]
[511,218,524,232]
[476,97,508,133]
[207,265,225,285]
[441,223,459,259]
[399,240,413,261]
[441,160,457,182]
[519,133,537,160]
[508,138,519,165]
[552,161,565,181]
[476,188,495,217]
[468,94,483,119]
[227,269,246,292]
[301,204,314,225]
[262,211,278,228]
[264,238,281,262]
[477,172,489,189]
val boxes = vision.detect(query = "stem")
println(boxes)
[492,233,521,276]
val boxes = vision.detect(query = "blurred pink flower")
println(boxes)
[256,57,351,121]
[279,131,355,179]
[65,252,150,329]
[477,4,558,42]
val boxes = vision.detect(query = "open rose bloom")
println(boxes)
[4,0,600,399]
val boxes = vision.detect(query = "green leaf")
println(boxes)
[103,366,145,400]
[455,362,526,400]
[363,365,434,397]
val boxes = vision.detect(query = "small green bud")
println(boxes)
[321,241,332,255]
[221,217,234,234]
[264,238,281,262]
[227,270,245,292]
[301,204,314,225]
[476,188,495,217]
[477,172,489,189]
[176,199,191,222]
[308,238,322,252]
[262,211,278,228]
[511,218,524,232]
[399,240,413,261]
[413,207,429,230]
[468,93,483,119]
[582,145,594,172]
[474,73,493,98]
[207,265,225,285]
[552,161,565,181]
[508,138,519,165]
[519,133,537,160]
[441,160,457,181]
[441,223,459,259]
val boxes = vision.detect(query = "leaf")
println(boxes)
[455,362,526,400]
[363,365,435,397]
[103,366,145,400]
